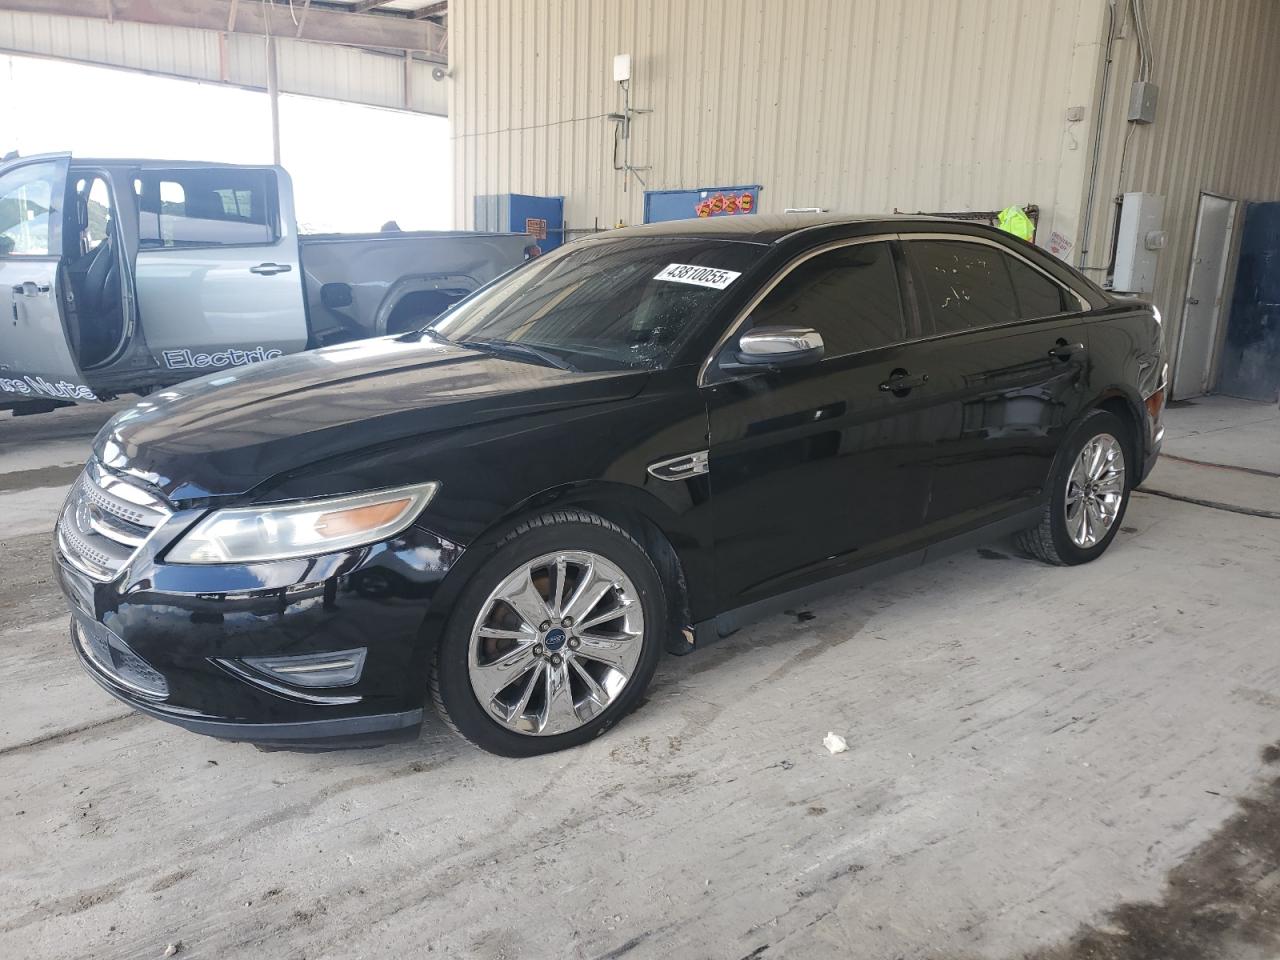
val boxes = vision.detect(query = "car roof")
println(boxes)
[3,152,271,170]
[599,213,958,245]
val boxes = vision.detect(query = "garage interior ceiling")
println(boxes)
[0,0,449,116]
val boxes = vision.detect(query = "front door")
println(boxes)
[1218,201,1280,402]
[705,239,938,611]
[901,237,1093,531]
[133,165,308,377]
[1174,193,1238,399]
[0,156,97,404]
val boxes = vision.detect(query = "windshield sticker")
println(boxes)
[653,263,742,289]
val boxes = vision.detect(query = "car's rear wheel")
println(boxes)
[1016,409,1131,566]
[430,511,664,756]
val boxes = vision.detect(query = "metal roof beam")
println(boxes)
[0,0,446,58]
[410,2,447,20]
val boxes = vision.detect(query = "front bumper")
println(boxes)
[56,524,464,749]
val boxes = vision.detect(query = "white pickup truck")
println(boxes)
[0,154,527,412]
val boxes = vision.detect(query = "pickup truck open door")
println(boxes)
[0,155,98,403]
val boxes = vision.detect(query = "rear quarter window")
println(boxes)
[1006,255,1075,318]
[137,169,278,248]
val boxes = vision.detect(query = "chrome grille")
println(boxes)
[57,460,172,582]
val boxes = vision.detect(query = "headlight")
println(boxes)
[167,482,439,564]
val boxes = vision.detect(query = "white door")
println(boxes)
[0,155,99,403]
[1173,193,1238,399]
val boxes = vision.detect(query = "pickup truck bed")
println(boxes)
[300,231,529,345]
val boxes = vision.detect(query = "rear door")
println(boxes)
[133,165,307,376]
[901,235,1093,531]
[0,156,97,403]
[705,237,939,610]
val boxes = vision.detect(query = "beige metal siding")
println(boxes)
[0,10,447,115]
[450,0,1106,244]
[1080,0,1280,378]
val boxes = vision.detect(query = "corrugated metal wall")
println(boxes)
[451,0,1280,383]
[1080,0,1280,382]
[0,10,448,115]
[450,0,1107,245]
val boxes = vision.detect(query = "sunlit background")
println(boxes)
[0,54,452,233]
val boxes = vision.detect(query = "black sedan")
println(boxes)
[54,215,1167,756]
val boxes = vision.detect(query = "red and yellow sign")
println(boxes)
[695,192,755,218]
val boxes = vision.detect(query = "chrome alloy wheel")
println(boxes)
[467,551,645,736]
[1064,433,1126,549]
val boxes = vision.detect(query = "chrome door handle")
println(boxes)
[12,281,50,297]
[1048,342,1085,361]
[879,370,929,394]
[249,262,292,276]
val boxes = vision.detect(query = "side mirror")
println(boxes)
[734,325,824,368]
[320,282,353,309]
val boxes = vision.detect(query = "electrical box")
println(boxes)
[1112,192,1166,294]
[613,53,631,83]
[473,193,566,251]
[1128,81,1159,123]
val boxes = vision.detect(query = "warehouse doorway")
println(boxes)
[1173,192,1238,399]
[1218,201,1280,402]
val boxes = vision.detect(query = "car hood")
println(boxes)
[94,337,649,500]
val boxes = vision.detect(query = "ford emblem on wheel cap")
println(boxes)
[543,628,568,652]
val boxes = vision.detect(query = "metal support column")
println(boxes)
[266,34,281,165]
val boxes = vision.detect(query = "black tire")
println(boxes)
[429,510,665,757]
[1015,409,1133,566]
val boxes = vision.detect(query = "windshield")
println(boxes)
[427,237,764,371]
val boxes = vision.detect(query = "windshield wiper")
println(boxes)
[460,337,578,372]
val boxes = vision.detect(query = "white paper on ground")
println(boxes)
[823,732,849,754]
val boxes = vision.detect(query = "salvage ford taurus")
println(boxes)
[54,216,1167,756]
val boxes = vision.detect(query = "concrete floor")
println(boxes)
[1142,396,1280,517]
[2,401,1279,960]
[1161,395,1280,476]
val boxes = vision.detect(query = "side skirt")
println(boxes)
[679,505,1043,654]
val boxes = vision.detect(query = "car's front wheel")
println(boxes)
[430,511,664,756]
[1016,409,1132,565]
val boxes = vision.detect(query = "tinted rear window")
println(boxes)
[1006,255,1073,318]
[909,240,1019,334]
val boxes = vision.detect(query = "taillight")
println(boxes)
[1145,384,1166,420]
[1145,363,1169,420]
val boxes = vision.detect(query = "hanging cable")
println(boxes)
[1078,0,1118,269]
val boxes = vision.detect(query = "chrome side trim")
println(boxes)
[214,659,363,706]
[647,450,709,481]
